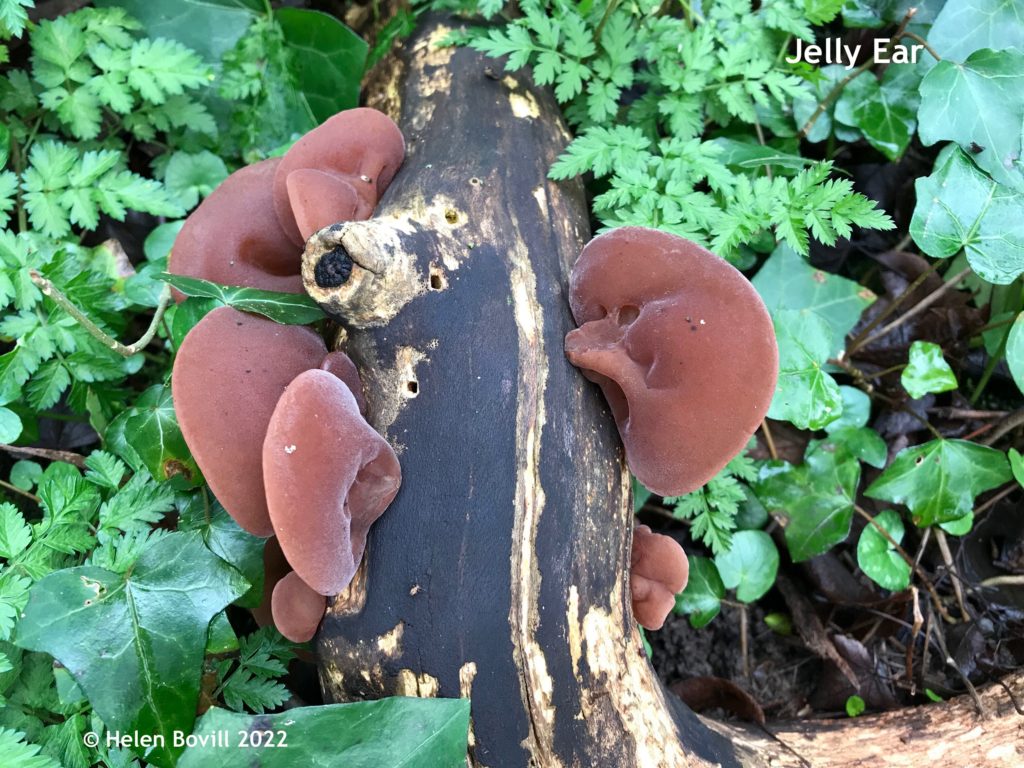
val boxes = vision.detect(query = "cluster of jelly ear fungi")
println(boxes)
[168,109,776,641]
[168,109,404,642]
[565,227,779,629]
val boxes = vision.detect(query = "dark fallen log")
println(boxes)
[312,12,1024,768]
[311,12,735,768]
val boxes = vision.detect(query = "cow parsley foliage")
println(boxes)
[455,0,893,259]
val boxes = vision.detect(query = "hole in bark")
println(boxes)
[314,247,353,288]
[428,265,447,291]
[444,208,459,224]
[406,380,419,396]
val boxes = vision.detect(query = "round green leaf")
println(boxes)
[856,509,910,591]
[714,530,779,603]
[9,460,42,491]
[0,407,22,444]
[165,152,229,210]
[674,556,724,628]
[846,695,866,717]
[901,341,958,400]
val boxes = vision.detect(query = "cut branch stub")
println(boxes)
[262,369,401,596]
[565,227,778,497]
[301,219,432,328]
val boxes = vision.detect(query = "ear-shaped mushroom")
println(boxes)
[320,350,367,414]
[564,227,778,497]
[168,159,303,295]
[631,525,689,630]
[272,108,405,245]
[172,306,332,535]
[263,369,401,595]
[252,536,290,628]
[271,571,327,643]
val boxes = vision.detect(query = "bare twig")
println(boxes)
[0,478,39,503]
[934,529,968,619]
[30,270,171,357]
[929,612,985,715]
[849,266,972,354]
[981,407,1024,446]
[739,603,750,680]
[0,443,86,468]
[979,574,1024,588]
[930,408,1009,420]
[760,420,778,460]
[899,31,941,62]
[974,484,1017,520]
[847,260,942,353]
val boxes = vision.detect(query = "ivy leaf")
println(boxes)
[104,384,202,488]
[177,495,265,609]
[910,145,1024,284]
[927,0,1024,64]
[866,439,1012,526]
[767,309,843,430]
[753,245,875,357]
[161,273,326,326]
[856,509,910,591]
[15,532,249,768]
[826,426,887,469]
[901,340,958,399]
[179,698,471,768]
[918,48,1024,191]
[1006,311,1024,395]
[850,66,918,161]
[1009,448,1024,489]
[673,556,724,629]
[713,530,778,603]
[753,440,859,562]
[824,385,871,432]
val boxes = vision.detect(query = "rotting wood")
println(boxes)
[313,12,735,768]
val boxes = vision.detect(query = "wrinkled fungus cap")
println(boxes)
[263,369,401,596]
[168,159,303,295]
[565,227,778,497]
[271,571,327,643]
[631,525,689,630]
[272,108,406,246]
[172,306,332,536]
